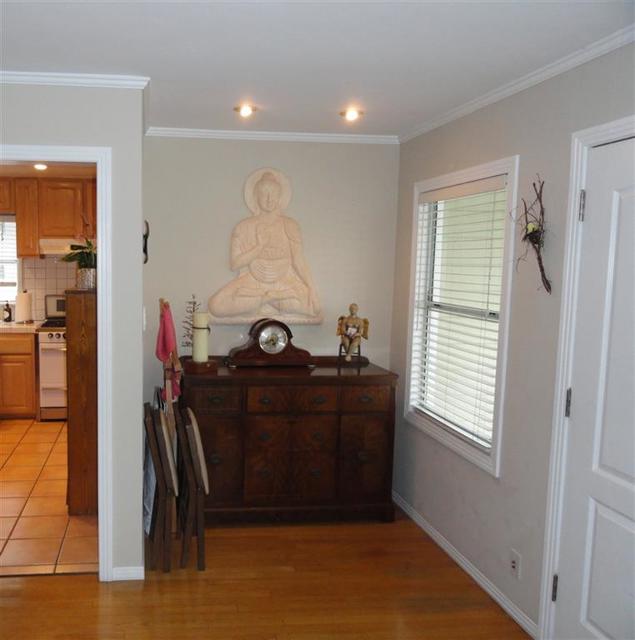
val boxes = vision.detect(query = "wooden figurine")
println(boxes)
[337,303,369,361]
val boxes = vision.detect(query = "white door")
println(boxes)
[554,138,635,639]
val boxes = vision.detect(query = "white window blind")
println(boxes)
[0,214,18,303]
[409,175,507,448]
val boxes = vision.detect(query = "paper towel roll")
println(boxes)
[14,291,33,323]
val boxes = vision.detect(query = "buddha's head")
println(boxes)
[349,303,359,316]
[255,172,282,213]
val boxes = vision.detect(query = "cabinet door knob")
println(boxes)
[312,395,327,405]
[259,396,272,406]
[210,454,222,465]
[208,395,224,405]
[258,432,272,443]
[258,468,272,479]
[357,450,370,463]
[312,431,324,443]
[309,468,321,478]
[359,394,373,404]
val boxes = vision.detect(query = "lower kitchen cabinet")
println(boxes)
[181,358,398,523]
[0,334,36,418]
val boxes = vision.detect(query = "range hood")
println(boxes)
[38,238,76,256]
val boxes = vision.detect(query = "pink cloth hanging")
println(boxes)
[156,300,181,400]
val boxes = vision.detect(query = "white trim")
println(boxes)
[403,155,518,478]
[538,114,635,640]
[393,491,538,639]
[0,143,116,582]
[0,71,149,90]
[145,126,399,145]
[400,24,635,143]
[112,566,145,581]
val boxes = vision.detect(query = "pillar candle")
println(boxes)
[192,311,210,363]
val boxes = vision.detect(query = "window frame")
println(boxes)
[404,156,518,477]
[0,214,19,304]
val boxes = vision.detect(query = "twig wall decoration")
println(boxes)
[519,176,552,294]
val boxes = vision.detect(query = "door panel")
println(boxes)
[554,138,634,639]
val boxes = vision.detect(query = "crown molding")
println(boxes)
[145,126,399,145]
[400,23,635,143]
[0,71,150,90]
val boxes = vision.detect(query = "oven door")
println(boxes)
[39,342,68,409]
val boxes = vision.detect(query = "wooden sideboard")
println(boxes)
[180,357,398,523]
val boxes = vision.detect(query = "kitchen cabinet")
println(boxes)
[81,179,97,240]
[0,334,36,418]
[14,179,39,257]
[66,290,97,515]
[0,178,15,213]
[39,179,84,239]
[181,358,398,523]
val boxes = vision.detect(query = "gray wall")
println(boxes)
[391,44,635,623]
[1,84,145,571]
[143,137,399,400]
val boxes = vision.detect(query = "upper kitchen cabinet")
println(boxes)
[0,178,15,213]
[14,179,39,257]
[39,179,84,239]
[81,179,97,240]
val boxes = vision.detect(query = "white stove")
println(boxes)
[37,295,67,421]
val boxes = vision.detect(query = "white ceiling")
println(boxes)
[1,2,633,138]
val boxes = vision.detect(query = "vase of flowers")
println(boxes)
[61,239,97,290]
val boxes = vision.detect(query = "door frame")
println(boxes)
[2,144,114,582]
[538,115,635,638]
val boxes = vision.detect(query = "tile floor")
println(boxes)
[0,419,98,576]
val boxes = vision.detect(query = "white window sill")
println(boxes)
[404,407,500,478]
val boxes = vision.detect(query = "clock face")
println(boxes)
[258,324,289,354]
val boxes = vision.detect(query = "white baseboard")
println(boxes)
[111,566,145,581]
[392,491,538,639]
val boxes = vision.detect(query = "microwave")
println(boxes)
[45,294,66,319]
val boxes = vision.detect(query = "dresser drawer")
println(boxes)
[189,386,242,413]
[245,416,291,451]
[291,415,338,452]
[247,386,292,413]
[294,386,338,413]
[341,385,390,412]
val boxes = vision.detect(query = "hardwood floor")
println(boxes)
[0,511,528,639]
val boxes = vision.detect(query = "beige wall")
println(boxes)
[143,137,399,399]
[391,44,635,623]
[1,84,144,571]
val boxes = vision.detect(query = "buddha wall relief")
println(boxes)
[209,168,323,324]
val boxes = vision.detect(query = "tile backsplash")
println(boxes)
[21,257,77,320]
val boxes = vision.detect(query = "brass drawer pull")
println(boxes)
[357,450,370,463]
[359,394,373,404]
[259,396,272,406]
[309,468,321,478]
[312,431,324,443]
[210,454,222,465]
[258,432,272,443]
[208,395,224,405]
[312,395,327,405]
[258,469,272,479]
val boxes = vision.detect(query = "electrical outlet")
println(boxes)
[510,549,522,580]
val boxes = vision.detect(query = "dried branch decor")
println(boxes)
[519,177,552,294]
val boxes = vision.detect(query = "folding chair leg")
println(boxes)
[180,495,196,568]
[196,491,205,571]
[162,496,173,572]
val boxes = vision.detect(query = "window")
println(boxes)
[405,158,517,476]
[0,215,18,303]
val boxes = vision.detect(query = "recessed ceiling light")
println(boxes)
[33,163,48,171]
[340,108,363,122]
[234,104,257,118]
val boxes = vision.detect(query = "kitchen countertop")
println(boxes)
[0,321,42,334]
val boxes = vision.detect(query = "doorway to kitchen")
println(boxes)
[0,145,113,581]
